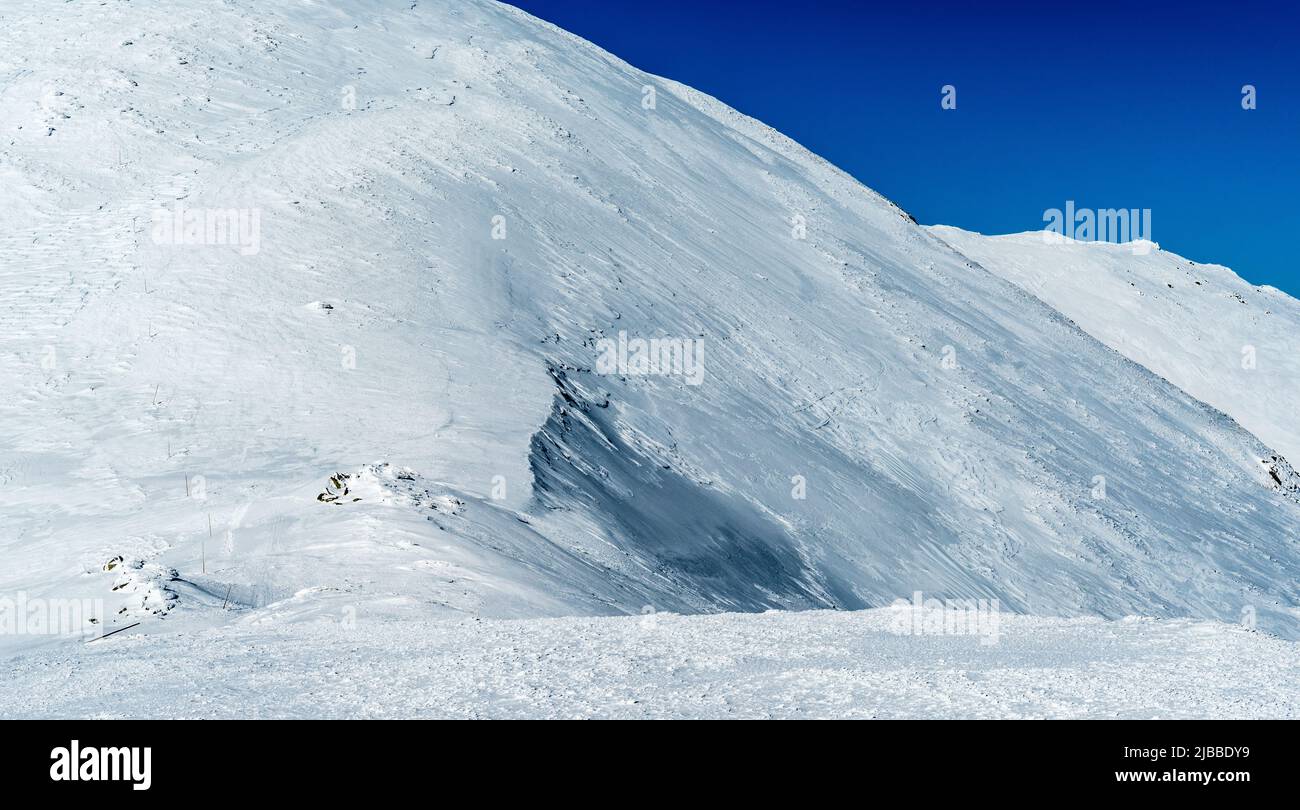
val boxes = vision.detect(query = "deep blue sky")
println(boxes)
[510,0,1300,296]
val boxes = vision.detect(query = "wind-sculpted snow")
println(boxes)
[0,0,1297,662]
[529,367,859,612]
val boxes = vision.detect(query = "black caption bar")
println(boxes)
[0,719,1287,797]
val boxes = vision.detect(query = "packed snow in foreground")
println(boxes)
[2,607,1294,719]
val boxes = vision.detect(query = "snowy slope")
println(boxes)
[2,0,1299,661]
[930,226,1300,467]
[2,608,1295,719]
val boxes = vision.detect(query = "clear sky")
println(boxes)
[509,0,1300,296]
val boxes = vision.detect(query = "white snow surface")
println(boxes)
[1,0,1298,716]
[3,607,1296,719]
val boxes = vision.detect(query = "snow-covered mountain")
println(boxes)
[2,0,1298,665]
[929,226,1300,468]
